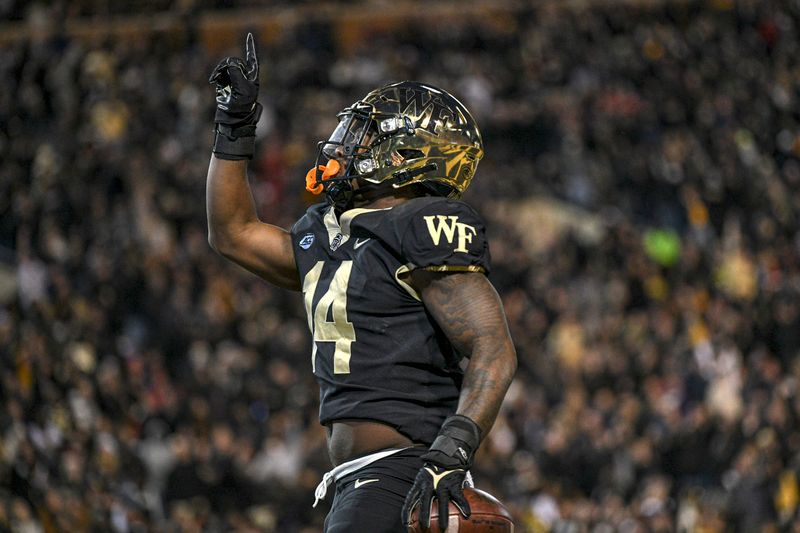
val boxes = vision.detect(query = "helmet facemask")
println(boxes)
[306,81,484,209]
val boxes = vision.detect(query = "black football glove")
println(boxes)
[208,32,262,160]
[402,415,482,531]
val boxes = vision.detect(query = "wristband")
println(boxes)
[424,414,482,468]
[212,124,256,160]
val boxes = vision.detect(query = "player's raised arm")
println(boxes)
[205,34,300,291]
[403,269,517,530]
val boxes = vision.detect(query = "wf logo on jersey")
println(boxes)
[423,215,477,253]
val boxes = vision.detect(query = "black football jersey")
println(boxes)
[290,196,490,445]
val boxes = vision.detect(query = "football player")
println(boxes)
[206,34,517,532]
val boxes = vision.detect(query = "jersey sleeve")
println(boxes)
[400,199,490,273]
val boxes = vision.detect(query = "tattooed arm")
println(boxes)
[401,270,516,528]
[410,270,517,436]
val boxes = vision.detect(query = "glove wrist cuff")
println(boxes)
[441,414,482,445]
[212,124,256,160]
[425,415,481,469]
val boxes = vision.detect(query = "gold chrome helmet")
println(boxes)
[307,81,484,207]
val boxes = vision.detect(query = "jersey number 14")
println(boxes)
[302,261,356,374]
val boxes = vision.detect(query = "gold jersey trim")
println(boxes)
[394,264,485,301]
[323,206,392,248]
[421,265,486,273]
[394,264,422,302]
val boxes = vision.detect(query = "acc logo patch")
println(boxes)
[299,233,315,250]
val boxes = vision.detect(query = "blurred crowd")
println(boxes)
[0,0,280,21]
[3,0,800,531]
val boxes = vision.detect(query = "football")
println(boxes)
[407,488,514,533]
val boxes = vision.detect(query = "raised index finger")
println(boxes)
[245,32,258,81]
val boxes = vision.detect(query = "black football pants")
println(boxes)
[323,447,426,533]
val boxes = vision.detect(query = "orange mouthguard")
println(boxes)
[305,159,341,195]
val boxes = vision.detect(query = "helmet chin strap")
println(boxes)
[344,163,440,208]
[347,181,400,206]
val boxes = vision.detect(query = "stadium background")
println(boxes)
[2,0,800,531]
